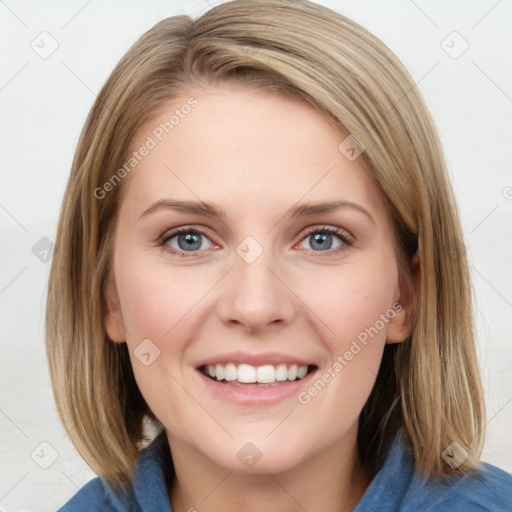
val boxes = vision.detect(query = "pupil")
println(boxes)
[179,233,201,251]
[311,232,332,250]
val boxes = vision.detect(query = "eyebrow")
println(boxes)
[138,199,375,224]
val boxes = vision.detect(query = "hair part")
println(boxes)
[46,0,485,486]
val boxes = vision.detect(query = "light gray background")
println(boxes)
[1,1,511,510]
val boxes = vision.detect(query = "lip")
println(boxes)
[195,351,315,368]
[195,365,318,406]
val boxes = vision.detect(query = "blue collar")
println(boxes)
[90,429,512,511]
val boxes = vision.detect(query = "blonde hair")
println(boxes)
[46,0,485,486]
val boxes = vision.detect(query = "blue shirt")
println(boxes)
[58,431,512,511]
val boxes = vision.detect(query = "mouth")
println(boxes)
[198,363,318,387]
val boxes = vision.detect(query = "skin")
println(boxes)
[105,85,415,512]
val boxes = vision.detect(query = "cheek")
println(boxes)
[114,260,210,430]
[293,267,395,435]
[300,259,398,350]
[115,251,206,343]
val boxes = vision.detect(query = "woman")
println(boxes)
[46,0,512,510]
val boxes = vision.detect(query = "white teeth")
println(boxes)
[215,364,224,381]
[224,363,237,381]
[275,364,288,381]
[297,365,308,379]
[204,363,310,383]
[256,365,275,384]
[238,363,256,383]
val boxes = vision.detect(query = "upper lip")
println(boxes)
[196,351,316,368]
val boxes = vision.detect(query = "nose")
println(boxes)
[215,248,297,335]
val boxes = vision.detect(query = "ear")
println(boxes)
[386,252,419,344]
[104,272,126,343]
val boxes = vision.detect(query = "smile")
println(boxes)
[199,363,317,387]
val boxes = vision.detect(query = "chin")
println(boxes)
[202,437,311,475]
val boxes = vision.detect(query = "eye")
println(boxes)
[158,224,354,258]
[158,227,215,257]
[296,225,354,255]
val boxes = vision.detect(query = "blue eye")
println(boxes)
[298,225,353,253]
[158,225,353,258]
[159,228,213,256]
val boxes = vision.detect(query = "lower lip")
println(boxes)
[196,368,317,406]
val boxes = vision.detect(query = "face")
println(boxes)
[105,85,413,475]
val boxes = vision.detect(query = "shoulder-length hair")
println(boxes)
[46,0,485,485]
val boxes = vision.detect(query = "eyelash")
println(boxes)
[157,225,354,258]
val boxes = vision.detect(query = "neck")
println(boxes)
[166,428,372,512]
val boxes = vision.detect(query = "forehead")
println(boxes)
[118,86,387,222]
